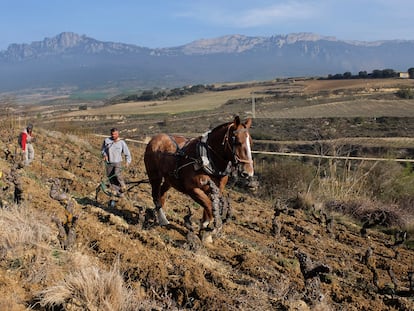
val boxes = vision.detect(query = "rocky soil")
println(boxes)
[0,123,413,310]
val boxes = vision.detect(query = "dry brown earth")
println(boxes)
[1,78,414,310]
[0,124,413,310]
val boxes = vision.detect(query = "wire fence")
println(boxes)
[251,150,414,163]
[95,135,414,164]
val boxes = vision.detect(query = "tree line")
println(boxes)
[325,68,414,80]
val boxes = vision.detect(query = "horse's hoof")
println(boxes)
[200,230,213,244]
[157,208,170,226]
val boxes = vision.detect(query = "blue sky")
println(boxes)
[1,0,413,50]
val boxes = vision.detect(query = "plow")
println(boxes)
[95,178,149,207]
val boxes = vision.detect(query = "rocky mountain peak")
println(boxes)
[269,32,338,48]
[41,32,87,49]
[2,32,90,60]
[182,34,267,54]
[284,32,337,43]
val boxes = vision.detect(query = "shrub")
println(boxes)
[366,161,414,202]
[256,157,315,200]
[396,87,414,99]
[325,199,407,228]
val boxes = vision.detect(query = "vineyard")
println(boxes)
[0,77,414,310]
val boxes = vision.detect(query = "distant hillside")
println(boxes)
[0,32,413,92]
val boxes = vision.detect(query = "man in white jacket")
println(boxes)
[101,128,132,195]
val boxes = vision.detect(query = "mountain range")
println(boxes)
[0,32,413,92]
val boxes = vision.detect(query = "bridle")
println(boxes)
[222,124,253,166]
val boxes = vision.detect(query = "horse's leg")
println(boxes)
[186,187,214,229]
[156,181,171,226]
[148,174,169,226]
[149,177,162,207]
[217,176,229,223]
[196,178,224,232]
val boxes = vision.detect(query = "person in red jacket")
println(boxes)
[19,124,35,166]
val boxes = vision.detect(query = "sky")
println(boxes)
[1,0,413,51]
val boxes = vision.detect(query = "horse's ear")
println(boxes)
[245,118,252,128]
[233,115,241,126]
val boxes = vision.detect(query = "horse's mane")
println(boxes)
[212,116,244,132]
[200,121,233,139]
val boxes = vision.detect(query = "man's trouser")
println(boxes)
[105,162,126,191]
[24,143,34,165]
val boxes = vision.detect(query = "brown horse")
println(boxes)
[144,116,254,229]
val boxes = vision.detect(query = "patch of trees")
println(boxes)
[324,68,414,80]
[409,68,414,79]
[108,84,215,104]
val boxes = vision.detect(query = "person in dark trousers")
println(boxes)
[19,124,35,166]
[101,128,132,196]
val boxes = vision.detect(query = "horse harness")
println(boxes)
[169,123,249,178]
[195,130,231,176]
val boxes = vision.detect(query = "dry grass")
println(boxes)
[38,258,136,311]
[0,203,149,311]
[314,158,380,201]
[0,203,66,301]
[0,204,53,251]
